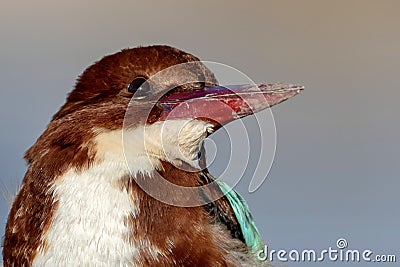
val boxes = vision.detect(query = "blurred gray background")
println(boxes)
[1,1,399,266]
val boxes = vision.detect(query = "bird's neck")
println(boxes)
[6,124,235,266]
[26,125,161,266]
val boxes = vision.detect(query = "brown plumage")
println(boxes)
[3,45,301,266]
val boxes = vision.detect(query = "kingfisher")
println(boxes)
[3,45,302,266]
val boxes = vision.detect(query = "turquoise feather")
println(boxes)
[215,180,264,253]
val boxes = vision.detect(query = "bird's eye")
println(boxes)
[127,77,151,98]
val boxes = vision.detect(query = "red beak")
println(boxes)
[157,83,303,126]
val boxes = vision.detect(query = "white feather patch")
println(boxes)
[96,119,213,168]
[32,161,140,267]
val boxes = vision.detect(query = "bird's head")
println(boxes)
[28,45,301,177]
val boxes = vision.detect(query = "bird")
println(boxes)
[3,45,302,266]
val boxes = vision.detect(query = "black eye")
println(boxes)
[127,77,151,98]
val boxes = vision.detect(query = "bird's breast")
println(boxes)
[32,160,141,266]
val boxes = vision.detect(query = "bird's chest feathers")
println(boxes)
[32,161,141,266]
